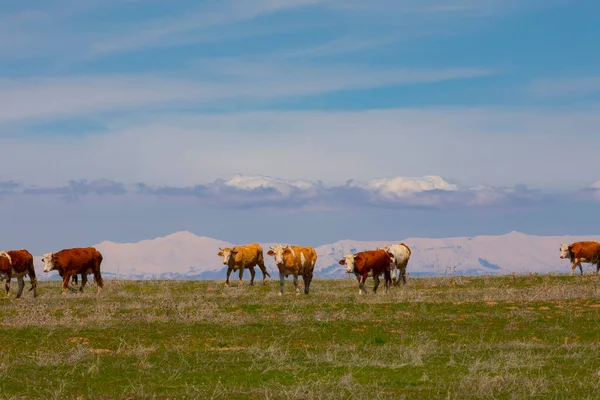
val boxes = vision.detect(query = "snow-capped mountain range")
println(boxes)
[32,230,600,281]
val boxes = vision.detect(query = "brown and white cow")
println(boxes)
[339,249,392,295]
[42,247,104,294]
[0,249,38,298]
[217,243,271,287]
[559,241,600,275]
[267,244,317,295]
[383,243,411,286]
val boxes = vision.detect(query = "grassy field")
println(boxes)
[2,274,600,399]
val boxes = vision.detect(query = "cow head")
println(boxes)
[338,253,357,273]
[267,244,289,266]
[41,252,55,272]
[217,247,236,264]
[559,244,571,259]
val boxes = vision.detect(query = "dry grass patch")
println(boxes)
[0,276,599,398]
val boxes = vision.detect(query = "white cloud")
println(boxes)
[0,66,496,123]
[1,106,600,189]
[0,173,569,210]
[530,76,600,98]
[223,174,319,196]
[348,175,458,199]
[89,0,325,56]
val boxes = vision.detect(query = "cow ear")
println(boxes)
[339,259,346,265]
[217,252,223,257]
[283,247,291,254]
[267,250,274,256]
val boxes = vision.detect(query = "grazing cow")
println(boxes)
[267,244,317,295]
[383,243,411,286]
[339,249,392,295]
[42,247,104,294]
[559,241,600,275]
[0,249,37,298]
[217,243,271,287]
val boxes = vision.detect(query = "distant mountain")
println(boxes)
[314,231,600,278]
[32,230,600,281]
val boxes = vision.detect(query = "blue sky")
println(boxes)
[2,0,600,253]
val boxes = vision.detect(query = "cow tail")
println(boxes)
[27,257,38,295]
[95,252,104,288]
[258,250,271,278]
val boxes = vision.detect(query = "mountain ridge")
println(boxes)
[30,231,600,281]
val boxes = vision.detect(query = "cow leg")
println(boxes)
[26,268,37,298]
[258,261,270,285]
[596,263,600,275]
[238,268,244,287]
[80,274,88,292]
[303,272,312,295]
[293,274,300,295]
[278,271,285,296]
[4,276,10,298]
[384,268,392,293]
[358,273,368,295]
[16,277,24,299]
[372,274,380,293]
[571,259,580,276]
[62,272,74,295]
[401,264,407,285]
[249,267,256,286]
[225,267,233,287]
[391,265,398,287]
[93,269,104,294]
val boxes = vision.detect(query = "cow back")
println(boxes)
[388,244,411,267]
[400,243,411,256]
[571,241,600,262]
[6,249,33,274]
[54,247,103,273]
[234,244,263,266]
[289,246,317,272]
[354,249,391,274]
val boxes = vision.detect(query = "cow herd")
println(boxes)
[218,242,413,295]
[0,240,597,298]
[0,247,104,298]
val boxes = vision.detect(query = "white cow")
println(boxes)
[383,243,411,286]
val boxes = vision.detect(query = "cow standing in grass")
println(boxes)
[267,244,317,295]
[0,249,38,298]
[383,243,411,286]
[218,243,270,287]
[339,249,392,295]
[559,241,600,275]
[42,247,104,294]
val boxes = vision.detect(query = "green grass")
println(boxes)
[2,274,600,399]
